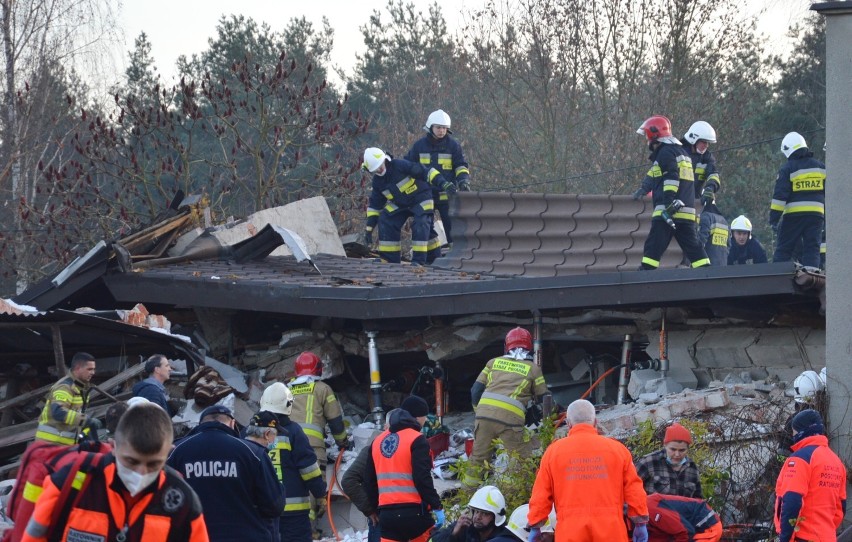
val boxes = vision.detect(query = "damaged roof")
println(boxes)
[13,194,824,323]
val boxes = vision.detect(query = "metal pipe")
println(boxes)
[617,334,633,405]
[532,310,542,366]
[366,331,384,425]
[660,310,669,377]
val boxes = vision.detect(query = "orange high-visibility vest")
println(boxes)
[371,428,422,507]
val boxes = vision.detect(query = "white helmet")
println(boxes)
[468,485,507,526]
[424,109,452,133]
[260,382,294,415]
[363,147,388,173]
[781,132,807,158]
[730,215,753,233]
[684,121,717,145]
[793,370,824,404]
[506,505,530,541]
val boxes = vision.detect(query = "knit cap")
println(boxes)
[664,422,693,445]
[792,409,824,433]
[400,395,429,417]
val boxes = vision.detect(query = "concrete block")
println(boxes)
[633,409,654,425]
[649,405,673,423]
[746,329,807,368]
[628,369,660,399]
[647,377,683,396]
[647,330,700,389]
[704,389,730,409]
[800,328,826,367]
[693,328,757,368]
[639,393,660,404]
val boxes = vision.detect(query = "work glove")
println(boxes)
[365,229,373,245]
[314,496,327,519]
[458,179,471,192]
[632,524,648,542]
[631,188,646,200]
[433,509,445,528]
[527,527,541,542]
[441,181,458,195]
[700,186,716,206]
[336,437,354,451]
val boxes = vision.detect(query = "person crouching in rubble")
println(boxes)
[774,409,846,542]
[465,327,547,487]
[505,504,555,542]
[635,422,703,498]
[431,486,515,542]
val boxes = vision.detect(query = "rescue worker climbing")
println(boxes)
[363,147,454,265]
[260,382,328,542]
[465,327,547,486]
[405,109,471,256]
[728,215,768,265]
[633,115,710,270]
[287,351,350,535]
[770,132,825,270]
[363,396,444,542]
[35,352,98,445]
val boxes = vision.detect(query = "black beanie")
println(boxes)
[792,409,824,433]
[400,395,429,418]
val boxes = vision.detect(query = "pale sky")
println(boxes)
[114,0,814,89]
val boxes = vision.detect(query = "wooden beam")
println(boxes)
[51,324,66,375]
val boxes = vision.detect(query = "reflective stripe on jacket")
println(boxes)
[365,158,436,228]
[770,150,825,225]
[35,376,89,445]
[474,357,547,426]
[643,143,697,223]
[371,427,423,507]
[404,134,470,198]
[288,379,346,449]
[22,457,207,542]
[267,419,326,515]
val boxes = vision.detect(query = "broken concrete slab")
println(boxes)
[204,357,249,394]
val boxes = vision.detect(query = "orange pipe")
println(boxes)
[327,450,346,540]
[580,365,621,400]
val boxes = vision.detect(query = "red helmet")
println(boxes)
[295,352,322,377]
[636,115,672,142]
[504,327,533,352]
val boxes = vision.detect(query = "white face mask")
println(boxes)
[115,459,160,497]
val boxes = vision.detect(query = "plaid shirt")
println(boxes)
[635,449,703,498]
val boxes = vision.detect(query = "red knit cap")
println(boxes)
[664,423,692,445]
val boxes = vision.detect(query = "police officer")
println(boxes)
[633,115,710,270]
[770,132,825,270]
[466,327,547,486]
[364,396,444,542]
[287,351,349,533]
[260,383,327,542]
[405,109,471,256]
[363,147,454,265]
[167,405,284,542]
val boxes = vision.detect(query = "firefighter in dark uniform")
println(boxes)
[728,215,768,265]
[260,383,327,542]
[697,201,729,266]
[364,396,445,542]
[363,147,455,265]
[633,115,710,270]
[770,132,825,269]
[682,121,721,206]
[405,109,471,258]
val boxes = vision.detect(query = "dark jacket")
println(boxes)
[364,409,442,511]
[431,523,517,542]
[728,237,768,265]
[405,134,470,199]
[132,377,174,415]
[640,142,697,224]
[680,139,720,199]
[268,414,327,516]
[769,148,825,226]
[646,493,720,542]
[167,421,285,542]
[698,203,729,266]
[365,158,444,229]
[341,442,377,517]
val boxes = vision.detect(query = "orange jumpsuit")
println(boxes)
[528,423,649,542]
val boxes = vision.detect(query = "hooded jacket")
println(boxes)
[364,409,442,512]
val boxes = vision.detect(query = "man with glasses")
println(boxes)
[133,354,176,415]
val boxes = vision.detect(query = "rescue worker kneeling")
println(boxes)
[645,493,723,542]
[364,396,444,542]
[432,486,515,542]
